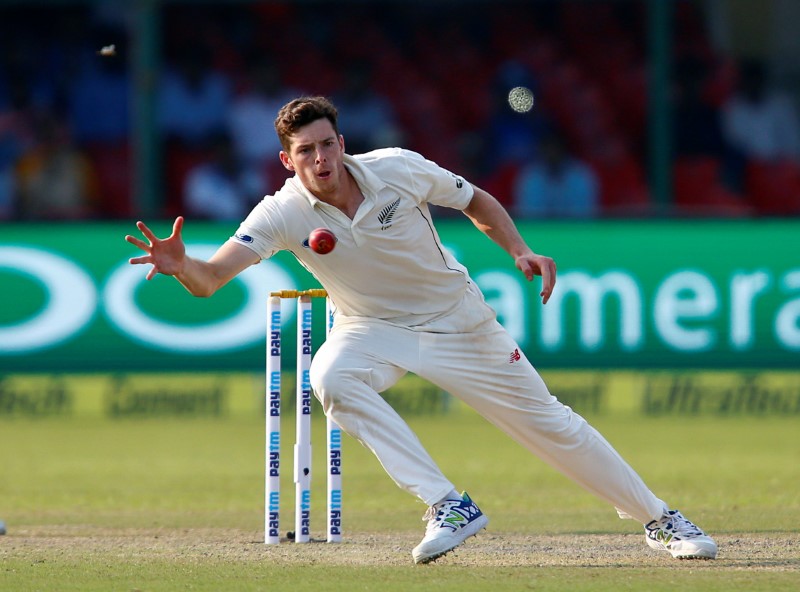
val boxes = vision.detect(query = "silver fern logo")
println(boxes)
[377,198,401,230]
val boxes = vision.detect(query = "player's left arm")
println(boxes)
[462,185,556,304]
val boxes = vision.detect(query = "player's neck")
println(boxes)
[324,169,364,220]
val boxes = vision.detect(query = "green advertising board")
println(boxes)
[1,219,798,372]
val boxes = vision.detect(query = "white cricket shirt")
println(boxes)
[229,148,482,328]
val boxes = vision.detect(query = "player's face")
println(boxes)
[280,118,346,201]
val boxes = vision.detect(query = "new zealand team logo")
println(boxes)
[378,198,401,230]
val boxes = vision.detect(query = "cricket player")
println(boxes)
[126,96,717,563]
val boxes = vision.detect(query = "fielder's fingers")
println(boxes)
[125,235,150,250]
[128,255,152,265]
[172,216,184,237]
[523,263,534,281]
[516,257,534,281]
[146,267,157,281]
[540,262,556,304]
[136,220,158,243]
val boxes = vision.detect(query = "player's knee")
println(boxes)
[531,403,591,444]
[309,361,361,410]
[309,363,336,399]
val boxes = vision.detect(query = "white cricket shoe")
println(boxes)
[412,491,488,564]
[645,509,717,559]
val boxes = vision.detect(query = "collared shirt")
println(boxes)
[229,148,477,327]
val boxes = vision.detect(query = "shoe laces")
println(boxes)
[658,510,705,539]
[422,498,461,533]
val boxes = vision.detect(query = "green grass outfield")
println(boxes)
[1,403,798,591]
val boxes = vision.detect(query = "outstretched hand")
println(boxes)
[516,252,557,304]
[125,216,187,280]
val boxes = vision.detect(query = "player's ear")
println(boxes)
[279,151,295,172]
[338,134,345,153]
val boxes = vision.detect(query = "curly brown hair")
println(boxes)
[274,96,340,152]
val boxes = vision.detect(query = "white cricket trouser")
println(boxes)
[310,302,666,524]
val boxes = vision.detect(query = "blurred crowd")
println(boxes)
[1,0,799,222]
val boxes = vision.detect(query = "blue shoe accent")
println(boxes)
[412,492,489,564]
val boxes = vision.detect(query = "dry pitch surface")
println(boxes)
[3,527,799,570]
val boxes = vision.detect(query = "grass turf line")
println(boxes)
[1,411,798,591]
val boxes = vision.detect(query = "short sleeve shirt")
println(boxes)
[229,148,476,326]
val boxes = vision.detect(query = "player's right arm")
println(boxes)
[125,216,261,297]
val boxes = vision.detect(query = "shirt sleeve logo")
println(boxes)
[234,233,254,243]
[377,197,401,230]
[447,171,464,189]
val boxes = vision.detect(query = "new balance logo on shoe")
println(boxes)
[653,529,673,545]
[412,492,489,564]
[645,509,717,560]
[443,512,467,529]
[442,502,481,530]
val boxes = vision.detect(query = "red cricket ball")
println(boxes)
[308,227,337,254]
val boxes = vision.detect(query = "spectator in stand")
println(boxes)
[513,132,599,218]
[722,58,800,163]
[332,62,401,154]
[0,77,39,219]
[14,112,99,220]
[672,57,728,161]
[485,61,548,168]
[67,26,131,145]
[183,131,266,221]
[227,55,299,178]
[478,61,550,208]
[721,59,800,214]
[670,56,749,212]
[158,44,232,146]
[0,33,56,116]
